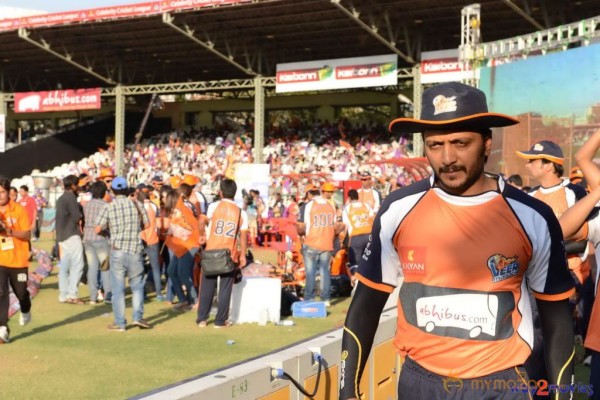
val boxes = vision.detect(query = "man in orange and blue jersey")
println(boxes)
[342,189,374,278]
[340,82,575,400]
[197,178,247,328]
[297,182,344,306]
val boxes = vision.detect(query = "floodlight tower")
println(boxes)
[459,4,481,87]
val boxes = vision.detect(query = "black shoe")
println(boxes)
[133,319,152,329]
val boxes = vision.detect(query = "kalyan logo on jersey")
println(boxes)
[487,254,519,283]
[399,246,426,275]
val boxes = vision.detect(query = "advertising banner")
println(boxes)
[0,1,251,32]
[420,49,476,84]
[161,0,250,12]
[14,88,101,113]
[14,2,160,28]
[276,54,398,93]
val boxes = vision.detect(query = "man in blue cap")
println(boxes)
[516,140,587,398]
[95,176,151,331]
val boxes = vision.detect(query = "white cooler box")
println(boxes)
[230,276,281,324]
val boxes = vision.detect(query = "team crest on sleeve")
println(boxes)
[487,254,519,283]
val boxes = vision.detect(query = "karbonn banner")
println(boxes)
[276,55,398,93]
[420,49,475,84]
[0,1,251,32]
[14,88,101,113]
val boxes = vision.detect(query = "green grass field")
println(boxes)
[0,236,353,399]
[0,235,592,399]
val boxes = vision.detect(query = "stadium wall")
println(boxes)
[135,291,401,400]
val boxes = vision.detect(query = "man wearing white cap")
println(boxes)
[357,171,382,212]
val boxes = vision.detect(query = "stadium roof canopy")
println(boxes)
[1,0,599,93]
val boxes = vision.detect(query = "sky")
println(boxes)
[0,1,150,13]
[480,43,600,121]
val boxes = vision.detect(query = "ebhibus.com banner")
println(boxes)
[14,88,102,113]
[276,54,397,93]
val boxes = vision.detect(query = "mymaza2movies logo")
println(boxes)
[510,380,594,396]
[443,371,463,393]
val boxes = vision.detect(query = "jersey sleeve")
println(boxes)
[356,180,430,293]
[568,182,588,201]
[355,213,397,293]
[509,190,576,301]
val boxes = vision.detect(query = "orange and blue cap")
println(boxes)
[515,140,564,165]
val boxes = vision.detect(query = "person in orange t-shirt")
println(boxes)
[297,182,344,306]
[342,189,374,277]
[165,184,200,309]
[0,177,32,343]
[137,188,164,301]
[17,185,37,235]
[197,179,247,328]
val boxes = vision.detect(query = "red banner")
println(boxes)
[0,1,251,32]
[161,0,248,12]
[276,68,325,84]
[421,58,463,74]
[14,88,101,113]
[276,55,397,93]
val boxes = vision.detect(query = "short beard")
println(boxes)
[432,147,486,195]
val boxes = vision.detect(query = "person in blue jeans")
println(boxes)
[302,245,333,304]
[83,181,112,304]
[137,189,164,301]
[109,249,146,330]
[165,183,200,309]
[95,177,151,331]
[297,182,345,306]
[167,247,198,308]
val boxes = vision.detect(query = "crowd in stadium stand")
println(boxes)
[15,120,419,203]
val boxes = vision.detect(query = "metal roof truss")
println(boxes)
[17,28,118,86]
[477,15,600,59]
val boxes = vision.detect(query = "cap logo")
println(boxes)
[533,143,544,151]
[432,95,457,115]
